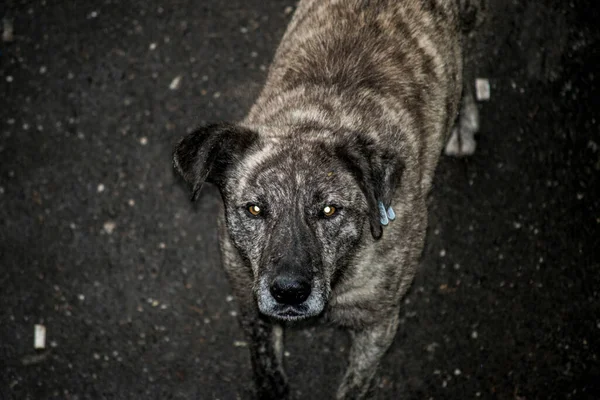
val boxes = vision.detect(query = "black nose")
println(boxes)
[270,274,311,305]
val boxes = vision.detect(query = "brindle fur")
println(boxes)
[173,0,485,398]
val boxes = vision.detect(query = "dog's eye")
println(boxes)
[247,204,262,217]
[322,205,337,218]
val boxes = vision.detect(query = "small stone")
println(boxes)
[2,18,14,42]
[240,26,248,34]
[454,369,461,376]
[149,42,157,50]
[475,78,490,101]
[158,242,166,249]
[78,294,85,301]
[284,351,290,357]
[439,249,446,257]
[230,310,238,317]
[34,325,46,349]
[226,295,234,302]
[233,340,248,347]
[6,75,13,83]
[97,183,105,193]
[213,91,221,99]
[471,331,478,339]
[169,75,182,90]
[128,199,135,206]
[139,137,148,145]
[93,353,100,360]
[88,11,99,19]
[103,221,116,234]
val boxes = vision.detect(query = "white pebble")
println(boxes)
[6,75,13,83]
[39,66,47,74]
[88,11,99,19]
[439,249,446,257]
[454,369,461,376]
[149,42,157,50]
[229,310,238,317]
[128,199,135,206]
[97,183,105,193]
[158,242,166,249]
[103,221,116,234]
[284,351,290,357]
[471,331,478,339]
[139,137,148,145]
[78,294,85,301]
[475,78,491,101]
[169,75,182,90]
[34,324,46,349]
[226,295,234,302]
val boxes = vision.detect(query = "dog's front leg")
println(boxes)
[336,313,399,400]
[238,311,289,400]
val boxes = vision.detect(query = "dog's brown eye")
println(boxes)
[323,205,336,217]
[248,204,261,216]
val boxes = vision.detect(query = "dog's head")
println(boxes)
[173,123,403,321]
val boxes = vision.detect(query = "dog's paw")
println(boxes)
[445,94,479,157]
[444,126,476,157]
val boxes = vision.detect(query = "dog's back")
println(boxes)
[246,0,465,191]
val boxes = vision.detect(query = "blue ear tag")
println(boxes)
[387,206,396,221]
[378,201,389,226]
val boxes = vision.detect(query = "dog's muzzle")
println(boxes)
[257,273,325,321]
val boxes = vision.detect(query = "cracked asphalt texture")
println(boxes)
[1,0,599,399]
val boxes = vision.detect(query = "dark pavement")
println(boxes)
[1,1,599,399]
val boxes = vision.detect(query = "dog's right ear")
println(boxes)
[173,123,258,201]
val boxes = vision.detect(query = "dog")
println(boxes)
[173,0,484,398]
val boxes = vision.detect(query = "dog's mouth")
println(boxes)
[270,304,314,321]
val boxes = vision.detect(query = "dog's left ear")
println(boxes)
[173,122,258,201]
[336,142,404,240]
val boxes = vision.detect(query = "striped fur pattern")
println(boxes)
[173,0,485,398]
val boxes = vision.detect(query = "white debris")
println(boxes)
[229,310,238,317]
[471,331,479,339]
[6,75,13,83]
[128,199,135,206]
[3,18,14,42]
[88,11,99,19]
[103,221,116,234]
[34,324,46,349]
[139,136,148,145]
[454,368,461,376]
[284,351,290,357]
[169,75,182,90]
[97,183,105,193]
[439,249,446,257]
[39,66,47,74]
[149,42,157,51]
[233,340,248,347]
[78,294,85,301]
[226,295,234,302]
[475,78,491,101]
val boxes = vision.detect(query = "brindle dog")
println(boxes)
[173,0,485,398]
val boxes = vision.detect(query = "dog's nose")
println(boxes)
[270,274,311,305]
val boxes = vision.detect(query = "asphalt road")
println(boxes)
[1,1,599,399]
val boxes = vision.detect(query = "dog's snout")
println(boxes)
[270,274,311,305]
